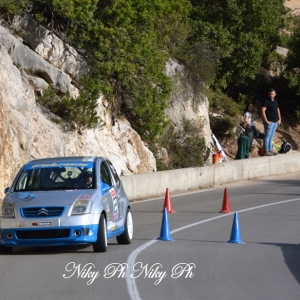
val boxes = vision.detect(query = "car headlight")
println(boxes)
[71,200,93,215]
[1,202,15,218]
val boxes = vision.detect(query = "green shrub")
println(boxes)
[37,85,102,132]
[156,117,206,170]
[208,90,241,117]
[210,115,235,138]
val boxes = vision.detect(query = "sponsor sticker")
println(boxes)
[78,194,93,200]
[110,188,116,199]
[17,192,36,202]
[106,202,110,213]
[115,219,123,228]
[107,221,115,231]
[30,163,90,169]
[82,157,94,161]
[32,222,51,226]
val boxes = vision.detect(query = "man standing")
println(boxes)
[261,88,281,156]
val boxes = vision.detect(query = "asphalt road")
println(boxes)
[1,173,300,300]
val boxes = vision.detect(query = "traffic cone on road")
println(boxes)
[227,212,245,244]
[161,188,175,213]
[219,188,233,213]
[157,208,174,241]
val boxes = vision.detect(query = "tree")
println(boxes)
[280,16,300,118]
[283,17,300,94]
[190,0,287,92]
[1,0,192,142]
[79,0,191,141]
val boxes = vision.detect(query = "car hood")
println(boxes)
[3,190,98,207]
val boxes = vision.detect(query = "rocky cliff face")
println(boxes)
[0,16,212,200]
[166,60,212,149]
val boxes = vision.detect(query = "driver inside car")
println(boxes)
[84,173,93,188]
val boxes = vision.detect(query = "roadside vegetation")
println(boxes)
[1,0,300,169]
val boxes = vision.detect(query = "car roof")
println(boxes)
[24,156,104,165]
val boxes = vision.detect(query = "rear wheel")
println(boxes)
[93,214,107,252]
[117,209,133,244]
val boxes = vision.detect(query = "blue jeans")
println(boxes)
[263,122,278,152]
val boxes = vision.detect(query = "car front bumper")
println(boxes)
[0,224,100,247]
[0,213,101,247]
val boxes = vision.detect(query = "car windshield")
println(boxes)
[14,162,95,191]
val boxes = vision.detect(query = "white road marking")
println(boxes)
[126,197,300,300]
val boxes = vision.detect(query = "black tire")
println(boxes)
[116,209,133,244]
[0,246,12,254]
[93,214,107,252]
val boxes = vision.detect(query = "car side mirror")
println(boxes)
[101,182,111,195]
[4,187,10,194]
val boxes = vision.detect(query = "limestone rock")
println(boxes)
[0,42,156,201]
[166,60,213,153]
[0,18,213,201]
[0,25,72,93]
[11,15,87,81]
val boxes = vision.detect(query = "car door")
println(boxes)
[106,160,126,220]
[100,161,120,231]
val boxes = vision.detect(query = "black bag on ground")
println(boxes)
[279,141,291,153]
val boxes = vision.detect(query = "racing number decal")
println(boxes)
[110,188,119,220]
[113,199,118,220]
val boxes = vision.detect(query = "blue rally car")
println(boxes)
[0,156,133,253]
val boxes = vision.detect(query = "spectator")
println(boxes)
[260,88,281,156]
[244,102,264,154]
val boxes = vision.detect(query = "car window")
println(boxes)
[14,162,95,191]
[106,160,120,187]
[100,162,113,187]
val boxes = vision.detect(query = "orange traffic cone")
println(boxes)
[219,188,233,213]
[161,188,175,213]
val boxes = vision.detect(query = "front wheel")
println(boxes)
[117,209,133,244]
[93,214,107,252]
